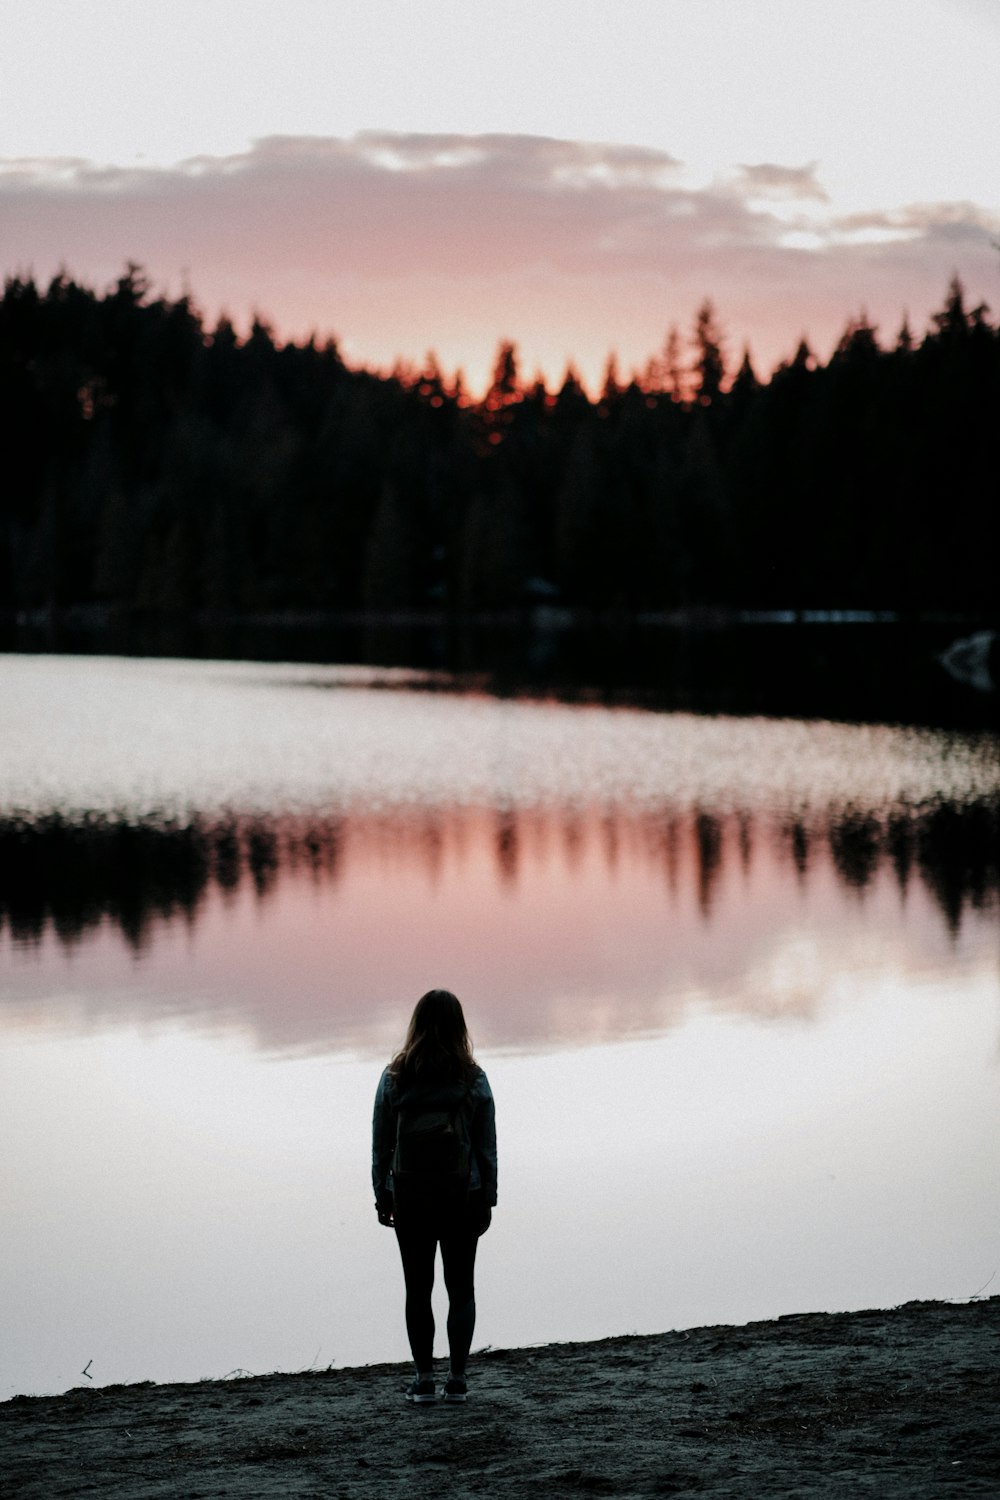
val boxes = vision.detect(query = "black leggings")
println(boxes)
[394,1201,480,1375]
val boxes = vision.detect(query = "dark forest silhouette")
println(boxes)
[1,267,997,622]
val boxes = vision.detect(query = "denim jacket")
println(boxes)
[371,1064,497,1207]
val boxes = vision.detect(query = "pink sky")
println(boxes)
[3,131,997,392]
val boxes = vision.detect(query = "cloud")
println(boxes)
[2,131,996,387]
[734,162,829,202]
[0,133,693,282]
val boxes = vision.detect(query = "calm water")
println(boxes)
[2,654,998,1396]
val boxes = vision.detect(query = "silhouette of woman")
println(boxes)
[372,989,497,1403]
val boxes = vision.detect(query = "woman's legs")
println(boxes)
[395,1201,482,1377]
[394,1219,438,1372]
[439,1218,479,1377]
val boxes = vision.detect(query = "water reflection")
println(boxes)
[2,657,998,1394]
[2,798,998,952]
[3,797,996,1054]
[2,656,997,1054]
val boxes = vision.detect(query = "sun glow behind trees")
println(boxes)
[1,268,997,620]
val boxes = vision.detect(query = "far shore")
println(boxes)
[3,1298,998,1498]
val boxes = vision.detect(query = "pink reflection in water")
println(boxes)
[4,802,994,1053]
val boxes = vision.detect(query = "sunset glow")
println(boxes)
[2,2,998,390]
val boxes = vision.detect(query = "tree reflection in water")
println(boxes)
[2,794,996,953]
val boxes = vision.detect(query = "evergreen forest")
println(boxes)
[1,267,997,621]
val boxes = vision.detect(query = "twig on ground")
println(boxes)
[968,1267,998,1300]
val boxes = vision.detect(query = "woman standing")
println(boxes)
[372,989,497,1403]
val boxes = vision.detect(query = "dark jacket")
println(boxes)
[371,1064,498,1207]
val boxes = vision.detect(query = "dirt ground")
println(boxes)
[2,1298,998,1499]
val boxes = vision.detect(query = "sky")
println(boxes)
[2,0,999,390]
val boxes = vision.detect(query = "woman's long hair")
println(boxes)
[389,989,476,1087]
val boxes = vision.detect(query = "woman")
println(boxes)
[372,989,497,1403]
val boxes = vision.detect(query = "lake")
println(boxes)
[1,653,997,1397]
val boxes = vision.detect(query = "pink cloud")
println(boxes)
[733,161,829,202]
[2,132,996,389]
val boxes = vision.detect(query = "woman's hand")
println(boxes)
[376,1194,395,1227]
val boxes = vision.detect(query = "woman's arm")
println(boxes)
[371,1068,397,1217]
[473,1074,498,1207]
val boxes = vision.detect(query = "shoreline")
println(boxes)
[3,1298,998,1498]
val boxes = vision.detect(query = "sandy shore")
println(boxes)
[3,1298,998,1498]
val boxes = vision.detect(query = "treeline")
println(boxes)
[1,267,997,616]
